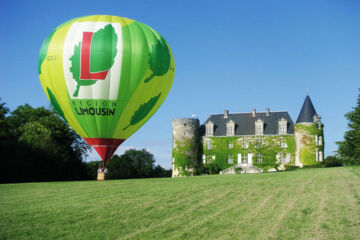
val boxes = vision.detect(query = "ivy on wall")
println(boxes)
[202,137,240,170]
[295,123,324,165]
[294,123,322,136]
[172,123,324,175]
[172,135,201,176]
[202,135,296,172]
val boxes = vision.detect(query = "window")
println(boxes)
[256,154,262,163]
[255,119,264,135]
[278,118,287,135]
[255,125,263,135]
[280,153,286,164]
[280,124,286,134]
[205,121,214,136]
[227,125,234,136]
[228,155,233,164]
[242,139,248,149]
[206,126,212,135]
[206,139,212,149]
[206,155,212,163]
[228,143,233,149]
[256,138,262,149]
[242,154,248,164]
[226,120,235,136]
[280,138,287,148]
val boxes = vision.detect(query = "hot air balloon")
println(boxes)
[38,15,175,171]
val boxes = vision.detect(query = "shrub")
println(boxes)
[322,155,343,167]
[284,165,299,171]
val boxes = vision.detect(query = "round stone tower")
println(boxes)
[171,118,200,177]
[294,94,324,167]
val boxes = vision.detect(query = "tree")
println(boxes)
[107,154,133,179]
[128,149,155,178]
[85,161,102,180]
[0,99,10,140]
[337,90,360,165]
[106,148,174,179]
[87,149,172,180]
[151,165,172,178]
[0,103,91,182]
[108,149,155,179]
[18,121,53,152]
[7,104,90,159]
[322,155,343,167]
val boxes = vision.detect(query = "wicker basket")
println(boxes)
[97,172,105,181]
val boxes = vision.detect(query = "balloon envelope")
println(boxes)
[38,15,175,163]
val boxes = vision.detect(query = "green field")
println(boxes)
[0,167,359,240]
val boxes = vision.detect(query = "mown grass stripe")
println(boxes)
[172,171,306,240]
[0,167,359,240]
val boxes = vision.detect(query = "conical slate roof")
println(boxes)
[296,95,317,123]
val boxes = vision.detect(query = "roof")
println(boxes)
[296,95,317,123]
[202,111,294,136]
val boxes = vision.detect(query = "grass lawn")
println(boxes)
[0,167,359,240]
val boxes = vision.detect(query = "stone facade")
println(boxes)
[171,118,200,177]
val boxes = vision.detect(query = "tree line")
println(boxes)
[320,89,360,167]
[0,99,171,183]
[1,87,360,183]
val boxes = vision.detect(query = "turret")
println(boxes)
[171,118,200,177]
[296,94,317,123]
[294,94,324,167]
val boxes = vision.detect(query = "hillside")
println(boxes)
[0,167,359,239]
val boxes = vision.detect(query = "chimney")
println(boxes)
[224,110,229,119]
[252,109,256,117]
[266,108,270,116]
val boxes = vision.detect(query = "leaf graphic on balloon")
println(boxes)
[70,24,117,97]
[144,34,171,83]
[123,93,161,130]
[47,87,67,122]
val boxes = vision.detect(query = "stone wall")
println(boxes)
[172,118,200,177]
[294,123,324,166]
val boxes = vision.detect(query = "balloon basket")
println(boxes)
[97,172,105,181]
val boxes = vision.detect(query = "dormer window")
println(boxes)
[278,118,287,135]
[226,120,235,136]
[205,121,214,136]
[255,119,264,136]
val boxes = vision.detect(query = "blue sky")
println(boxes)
[1,0,359,168]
